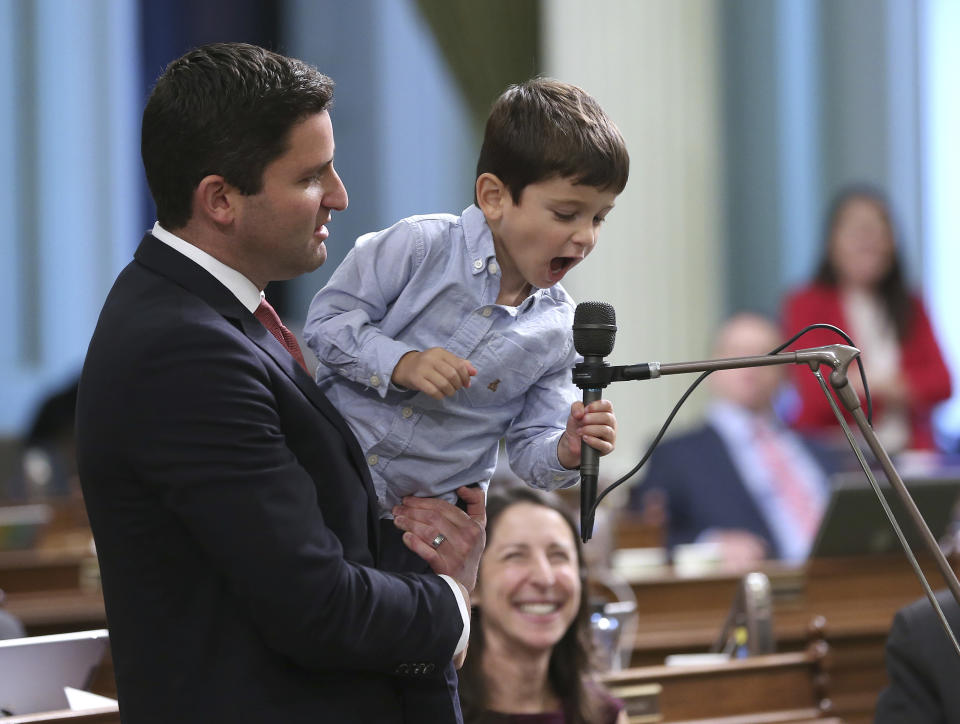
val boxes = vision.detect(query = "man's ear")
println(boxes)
[476,173,507,220]
[193,174,237,226]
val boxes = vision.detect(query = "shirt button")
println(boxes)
[369,374,381,387]
[487,261,499,274]
[367,454,379,466]
[401,407,413,418]
[473,258,483,270]
[481,307,492,317]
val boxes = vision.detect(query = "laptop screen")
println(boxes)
[0,629,109,716]
[810,472,960,558]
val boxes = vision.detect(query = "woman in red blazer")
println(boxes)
[782,185,951,451]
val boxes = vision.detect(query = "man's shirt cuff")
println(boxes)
[438,574,470,655]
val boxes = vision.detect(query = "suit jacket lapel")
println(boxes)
[134,234,381,549]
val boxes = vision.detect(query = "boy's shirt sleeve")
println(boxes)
[503,333,581,490]
[303,220,424,397]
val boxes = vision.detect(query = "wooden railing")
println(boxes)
[601,625,832,723]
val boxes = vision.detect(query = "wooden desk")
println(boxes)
[0,707,119,724]
[0,541,104,636]
[622,554,953,724]
[0,547,98,596]
[602,643,831,723]
[3,589,106,636]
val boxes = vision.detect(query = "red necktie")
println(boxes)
[753,419,821,542]
[255,298,308,373]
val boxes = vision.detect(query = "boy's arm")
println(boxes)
[506,333,617,485]
[503,345,589,489]
[303,220,424,397]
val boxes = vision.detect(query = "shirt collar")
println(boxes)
[460,204,544,313]
[151,222,263,313]
[461,204,497,275]
[707,399,780,440]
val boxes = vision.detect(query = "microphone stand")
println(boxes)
[578,343,960,656]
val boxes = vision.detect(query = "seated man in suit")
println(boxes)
[876,590,960,723]
[629,313,835,568]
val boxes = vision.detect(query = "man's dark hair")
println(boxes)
[475,77,629,204]
[142,42,334,229]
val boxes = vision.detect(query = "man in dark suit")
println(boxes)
[876,590,960,723]
[76,43,484,723]
[629,313,834,568]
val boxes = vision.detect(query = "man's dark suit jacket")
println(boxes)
[76,235,463,723]
[875,590,960,723]
[629,422,834,559]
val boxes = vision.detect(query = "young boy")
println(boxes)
[304,78,628,546]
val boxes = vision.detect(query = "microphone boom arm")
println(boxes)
[581,342,960,656]
[573,344,861,387]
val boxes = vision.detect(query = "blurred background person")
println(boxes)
[782,184,952,454]
[458,486,627,724]
[3,377,80,502]
[628,313,836,570]
[875,590,960,723]
[0,605,25,640]
[1,376,88,552]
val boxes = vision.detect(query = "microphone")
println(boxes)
[741,572,775,655]
[572,301,617,543]
[710,571,774,657]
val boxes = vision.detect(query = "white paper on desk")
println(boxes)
[664,653,731,666]
[64,686,117,710]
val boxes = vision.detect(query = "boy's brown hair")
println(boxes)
[475,77,629,203]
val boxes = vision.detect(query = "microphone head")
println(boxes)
[573,301,617,357]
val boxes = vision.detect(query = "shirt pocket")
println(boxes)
[462,334,545,409]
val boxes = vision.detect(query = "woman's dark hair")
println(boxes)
[142,42,334,229]
[813,184,911,340]
[458,487,607,724]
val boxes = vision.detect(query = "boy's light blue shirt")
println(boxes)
[304,204,581,514]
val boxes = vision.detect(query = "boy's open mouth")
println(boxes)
[550,256,575,274]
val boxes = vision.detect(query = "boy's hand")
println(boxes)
[392,348,477,400]
[557,399,617,469]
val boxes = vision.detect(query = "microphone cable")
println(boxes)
[589,323,871,516]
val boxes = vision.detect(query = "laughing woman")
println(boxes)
[457,487,627,723]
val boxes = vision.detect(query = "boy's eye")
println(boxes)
[553,211,576,222]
